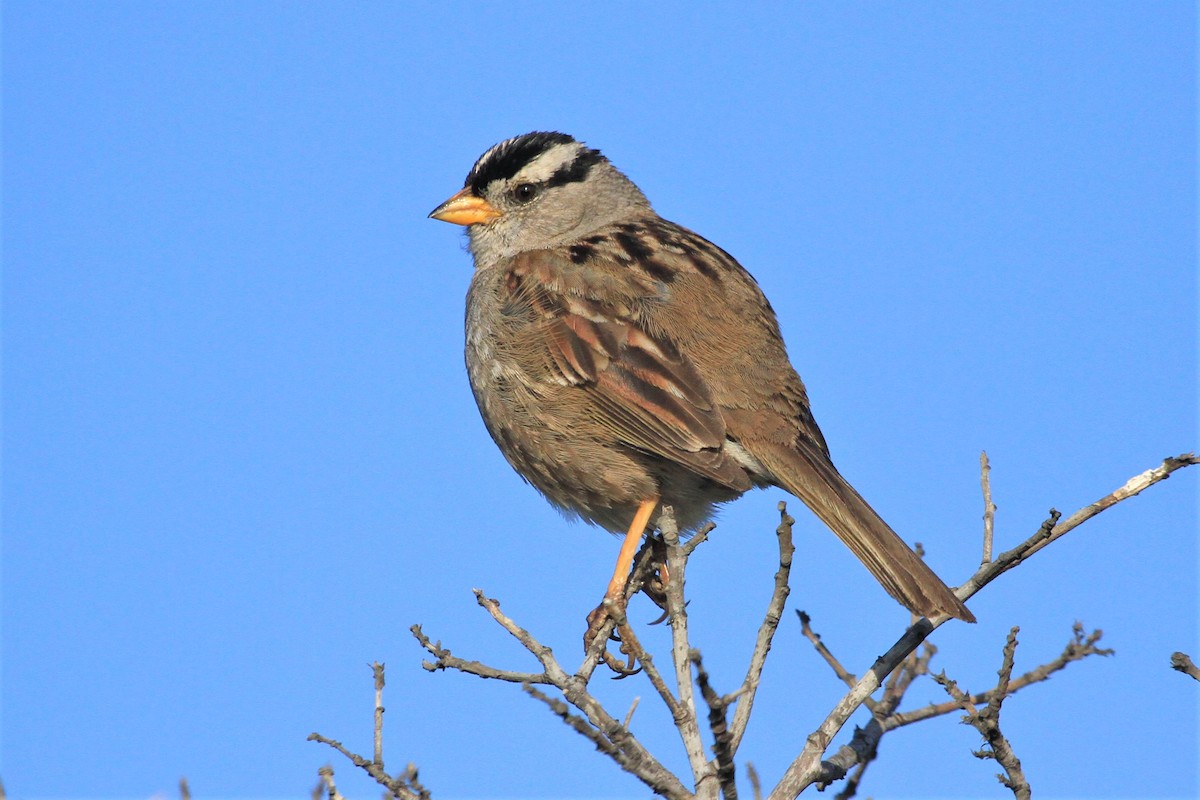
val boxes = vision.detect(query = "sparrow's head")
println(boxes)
[429,132,651,265]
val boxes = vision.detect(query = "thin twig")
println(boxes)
[888,623,1111,729]
[967,453,1199,590]
[412,624,549,684]
[768,453,1195,799]
[623,696,641,728]
[373,662,385,767]
[309,665,433,800]
[934,628,1031,799]
[524,683,625,760]
[728,502,796,752]
[746,763,762,800]
[417,581,690,796]
[309,734,429,800]
[694,650,738,800]
[607,601,686,721]
[980,451,997,565]
[682,521,717,557]
[833,761,869,800]
[471,589,692,796]
[796,610,878,714]
[317,766,345,800]
[660,506,715,794]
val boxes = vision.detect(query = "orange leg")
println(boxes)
[603,497,659,602]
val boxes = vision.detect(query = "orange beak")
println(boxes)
[428,187,501,226]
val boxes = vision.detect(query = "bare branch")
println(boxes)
[980,450,997,565]
[934,628,1031,800]
[309,734,426,800]
[660,506,716,794]
[1171,652,1200,682]
[412,624,549,684]
[309,664,433,800]
[605,601,685,721]
[317,766,346,800]
[728,502,796,751]
[964,453,1199,594]
[345,453,1191,800]
[769,452,1195,798]
[461,587,693,798]
[410,552,693,796]
[832,761,869,800]
[796,610,878,714]
[746,763,762,800]
[623,696,641,728]
[888,623,1111,729]
[693,650,738,800]
[682,521,717,557]
[524,683,625,760]
[373,662,385,767]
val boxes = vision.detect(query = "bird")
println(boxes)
[429,131,975,648]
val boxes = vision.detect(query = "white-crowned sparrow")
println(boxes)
[430,132,975,648]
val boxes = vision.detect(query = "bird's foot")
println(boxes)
[584,600,640,677]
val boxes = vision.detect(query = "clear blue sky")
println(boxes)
[4,3,1196,798]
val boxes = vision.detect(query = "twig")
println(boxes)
[796,610,878,714]
[414,583,691,796]
[660,506,716,794]
[966,453,1199,591]
[693,650,737,800]
[524,683,624,760]
[824,639,937,795]
[980,451,997,565]
[412,623,549,684]
[623,696,641,728]
[682,521,717,557]
[728,502,796,752]
[882,640,935,710]
[309,664,432,800]
[317,766,345,800]
[746,763,762,800]
[888,623,1111,729]
[309,734,426,800]
[1171,652,1200,681]
[768,453,1195,799]
[934,628,1031,799]
[833,761,869,800]
[606,600,686,721]
[373,662,385,766]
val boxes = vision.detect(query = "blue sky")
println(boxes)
[3,3,1196,798]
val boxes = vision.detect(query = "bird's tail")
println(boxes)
[760,441,976,623]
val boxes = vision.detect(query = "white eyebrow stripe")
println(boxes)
[513,142,583,184]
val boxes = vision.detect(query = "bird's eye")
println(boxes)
[512,183,540,204]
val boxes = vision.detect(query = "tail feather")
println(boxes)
[760,442,975,623]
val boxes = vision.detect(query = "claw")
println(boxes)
[584,601,641,677]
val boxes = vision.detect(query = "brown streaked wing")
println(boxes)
[513,249,740,487]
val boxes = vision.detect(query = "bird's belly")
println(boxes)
[465,340,741,533]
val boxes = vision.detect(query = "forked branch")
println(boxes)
[311,452,1195,799]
